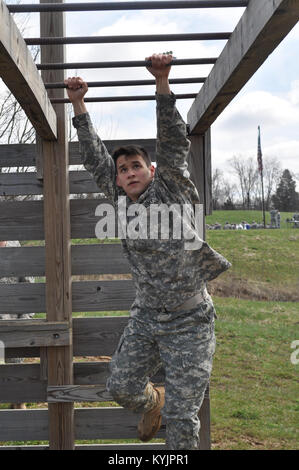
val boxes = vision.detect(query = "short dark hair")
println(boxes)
[112,145,151,169]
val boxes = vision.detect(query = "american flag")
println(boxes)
[257,125,263,174]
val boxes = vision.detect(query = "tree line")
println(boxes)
[212,156,299,212]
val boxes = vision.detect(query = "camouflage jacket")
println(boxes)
[0,241,35,320]
[73,94,231,310]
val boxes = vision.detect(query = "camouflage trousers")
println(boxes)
[106,297,216,450]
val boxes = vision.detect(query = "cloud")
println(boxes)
[211,84,299,176]
[215,90,299,132]
[288,80,299,106]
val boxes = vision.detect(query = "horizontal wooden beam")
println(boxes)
[0,320,71,348]
[0,244,129,278]
[0,140,157,168]
[0,280,135,315]
[47,384,113,402]
[0,199,119,241]
[0,361,165,403]
[0,407,166,441]
[5,316,130,359]
[187,0,299,134]
[0,170,106,197]
[0,443,167,450]
[0,0,57,140]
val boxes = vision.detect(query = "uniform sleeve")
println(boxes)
[73,113,116,201]
[155,93,192,192]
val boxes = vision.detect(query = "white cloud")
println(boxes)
[211,84,299,177]
[288,80,299,106]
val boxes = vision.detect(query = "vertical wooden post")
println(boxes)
[188,128,212,450]
[188,129,212,217]
[39,0,74,449]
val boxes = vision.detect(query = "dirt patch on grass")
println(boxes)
[73,273,299,302]
[208,276,299,302]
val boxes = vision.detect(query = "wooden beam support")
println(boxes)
[0,320,71,348]
[40,0,74,450]
[188,129,212,216]
[47,384,120,403]
[187,0,299,134]
[0,0,57,140]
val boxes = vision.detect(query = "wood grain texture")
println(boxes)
[0,244,129,277]
[40,0,74,450]
[0,361,164,403]
[0,407,166,441]
[0,199,119,241]
[0,320,70,348]
[4,316,129,359]
[0,280,135,314]
[187,0,299,134]
[0,443,166,450]
[0,140,157,168]
[0,0,56,139]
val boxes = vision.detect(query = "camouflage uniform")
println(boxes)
[270,209,278,228]
[0,240,35,363]
[276,212,280,228]
[73,93,231,449]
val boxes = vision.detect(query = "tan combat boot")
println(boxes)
[138,384,165,442]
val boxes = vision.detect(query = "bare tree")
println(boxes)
[212,168,223,210]
[222,178,238,206]
[229,155,259,208]
[261,156,282,210]
[0,88,36,145]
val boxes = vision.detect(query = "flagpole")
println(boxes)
[257,126,266,228]
[260,166,266,229]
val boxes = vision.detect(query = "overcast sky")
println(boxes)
[7,0,299,182]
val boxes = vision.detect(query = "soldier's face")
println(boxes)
[116,154,155,201]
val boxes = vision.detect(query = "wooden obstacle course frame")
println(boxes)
[0,0,297,451]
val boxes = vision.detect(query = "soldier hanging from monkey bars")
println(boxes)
[66,52,231,450]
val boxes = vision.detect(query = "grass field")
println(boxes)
[1,210,298,449]
[205,209,296,228]
[211,297,298,450]
[206,227,299,302]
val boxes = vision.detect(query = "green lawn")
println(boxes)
[2,210,298,449]
[206,210,296,228]
[1,297,297,450]
[206,228,299,291]
[210,296,298,450]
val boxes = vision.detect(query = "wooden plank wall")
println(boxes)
[0,22,211,447]
[0,134,165,448]
[0,134,211,449]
